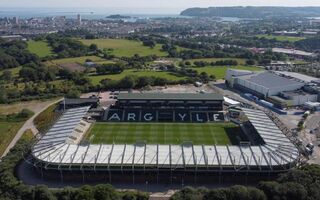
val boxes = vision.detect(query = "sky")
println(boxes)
[1,0,320,9]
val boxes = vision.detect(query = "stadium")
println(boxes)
[28,92,300,184]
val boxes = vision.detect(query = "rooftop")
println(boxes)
[272,48,316,57]
[241,71,304,89]
[61,98,99,105]
[275,71,319,83]
[117,93,224,101]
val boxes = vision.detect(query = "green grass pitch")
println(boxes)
[86,122,243,145]
[27,40,53,58]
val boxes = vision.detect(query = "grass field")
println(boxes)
[255,34,305,42]
[191,66,262,80]
[187,58,247,65]
[34,103,60,133]
[0,122,23,156]
[46,55,107,65]
[89,69,186,85]
[27,40,53,58]
[0,66,22,77]
[80,39,168,57]
[86,122,243,145]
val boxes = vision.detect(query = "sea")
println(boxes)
[0,7,248,22]
[0,7,184,19]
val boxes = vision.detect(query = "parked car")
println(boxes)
[307,143,314,150]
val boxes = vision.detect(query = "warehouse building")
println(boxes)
[226,69,318,107]
[226,70,304,97]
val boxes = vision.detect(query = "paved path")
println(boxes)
[1,98,62,158]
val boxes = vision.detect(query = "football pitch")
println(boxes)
[85,122,243,145]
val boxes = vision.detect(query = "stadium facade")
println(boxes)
[104,93,224,122]
[29,93,300,183]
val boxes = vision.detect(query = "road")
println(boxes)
[1,98,62,158]
[303,113,320,164]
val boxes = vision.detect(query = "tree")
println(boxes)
[0,89,8,103]
[119,75,136,89]
[229,185,249,200]
[136,76,152,88]
[246,59,255,65]
[57,187,75,200]
[33,185,56,200]
[199,72,210,83]
[89,44,98,51]
[247,187,267,200]
[258,181,282,200]
[93,184,119,200]
[1,70,12,82]
[65,89,81,98]
[282,182,307,200]
[143,40,156,48]
[73,185,94,200]
[203,189,227,200]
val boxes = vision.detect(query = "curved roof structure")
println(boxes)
[31,107,299,172]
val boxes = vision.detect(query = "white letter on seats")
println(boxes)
[144,113,153,121]
[213,114,220,121]
[127,113,136,121]
[196,114,203,122]
[178,113,187,121]
[109,113,120,121]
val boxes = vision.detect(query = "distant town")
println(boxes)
[0,5,320,200]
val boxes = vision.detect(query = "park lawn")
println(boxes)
[46,55,106,65]
[20,129,34,141]
[89,69,186,85]
[255,34,305,42]
[27,40,53,58]
[34,103,60,133]
[191,66,262,80]
[187,58,247,65]
[0,66,22,77]
[80,39,168,57]
[86,122,242,145]
[0,122,24,156]
[94,60,116,65]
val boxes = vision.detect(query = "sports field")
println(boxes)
[46,55,107,65]
[80,39,168,57]
[191,66,262,79]
[187,58,247,65]
[255,34,305,42]
[27,40,53,58]
[86,122,243,145]
[89,69,186,85]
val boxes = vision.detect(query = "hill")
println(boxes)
[180,6,320,18]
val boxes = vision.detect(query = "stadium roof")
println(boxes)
[31,106,299,172]
[241,71,304,89]
[117,93,224,101]
[60,98,99,105]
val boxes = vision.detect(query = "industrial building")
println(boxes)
[272,48,317,58]
[275,71,320,84]
[226,69,319,108]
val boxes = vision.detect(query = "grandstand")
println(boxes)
[104,93,224,122]
[29,93,300,183]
